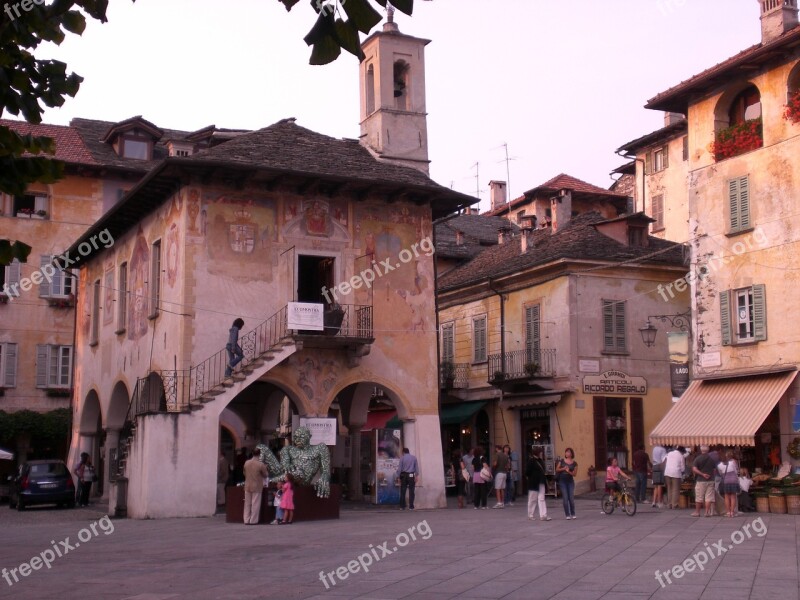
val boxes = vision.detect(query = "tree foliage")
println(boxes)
[0,408,72,444]
[279,0,415,65]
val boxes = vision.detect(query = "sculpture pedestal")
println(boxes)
[225,484,340,524]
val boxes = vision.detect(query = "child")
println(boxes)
[271,486,284,525]
[280,475,295,524]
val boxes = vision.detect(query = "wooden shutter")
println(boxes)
[614,301,626,351]
[720,290,732,346]
[38,255,50,297]
[645,152,652,175]
[473,317,486,362]
[2,343,16,388]
[603,300,614,351]
[738,176,750,230]
[630,398,644,453]
[683,136,689,161]
[728,178,741,232]
[36,344,49,387]
[752,284,767,341]
[442,324,454,363]
[652,195,664,230]
[7,260,20,287]
[593,396,607,470]
[525,305,541,362]
[662,145,669,169]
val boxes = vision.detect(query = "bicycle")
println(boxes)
[601,478,637,516]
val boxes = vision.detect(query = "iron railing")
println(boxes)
[314,303,373,339]
[488,348,557,383]
[439,362,470,389]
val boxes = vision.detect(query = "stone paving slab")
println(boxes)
[0,497,798,599]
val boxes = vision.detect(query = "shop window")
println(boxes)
[720,284,766,345]
[593,396,629,470]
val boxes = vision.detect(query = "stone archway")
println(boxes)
[77,389,103,499]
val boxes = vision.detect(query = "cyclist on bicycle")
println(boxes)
[605,457,632,494]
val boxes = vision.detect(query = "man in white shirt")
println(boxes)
[663,446,686,509]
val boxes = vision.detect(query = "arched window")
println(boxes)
[711,84,763,161]
[393,60,410,110]
[784,60,800,124]
[728,85,762,126]
[365,64,375,115]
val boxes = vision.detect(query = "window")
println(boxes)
[728,176,751,234]
[148,240,161,319]
[117,262,128,333]
[602,300,627,353]
[441,323,454,363]
[0,343,17,388]
[393,60,410,111]
[13,193,48,218]
[90,279,101,345]
[36,344,72,388]
[472,316,487,363]
[365,64,375,115]
[121,136,151,160]
[525,305,541,365]
[1,259,21,296]
[646,145,669,174]
[682,136,689,161]
[38,256,75,298]
[651,194,665,231]
[720,284,766,345]
[729,86,761,126]
[628,226,646,247]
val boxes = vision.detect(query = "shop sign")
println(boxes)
[582,370,647,395]
[298,417,337,445]
[287,302,323,331]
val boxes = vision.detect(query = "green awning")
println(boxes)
[385,415,404,429]
[440,401,487,425]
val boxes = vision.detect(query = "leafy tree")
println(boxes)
[280,0,415,65]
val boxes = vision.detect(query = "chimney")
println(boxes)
[550,189,572,233]
[759,0,799,44]
[489,180,507,211]
[664,111,684,126]
[520,219,535,253]
[464,206,472,215]
[455,231,464,246]
[497,226,512,245]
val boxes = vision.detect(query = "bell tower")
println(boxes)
[359,7,430,175]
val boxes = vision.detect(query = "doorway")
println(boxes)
[521,407,552,493]
[297,255,335,305]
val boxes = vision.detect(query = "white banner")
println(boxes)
[299,417,337,445]
[287,302,324,331]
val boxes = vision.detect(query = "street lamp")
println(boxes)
[639,311,692,347]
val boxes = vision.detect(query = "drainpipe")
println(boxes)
[487,279,509,443]
[614,149,646,214]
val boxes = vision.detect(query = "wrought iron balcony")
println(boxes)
[487,348,557,384]
[439,362,470,389]
[293,303,374,347]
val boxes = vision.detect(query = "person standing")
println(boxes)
[279,475,295,524]
[632,445,651,503]
[718,450,740,517]
[396,447,419,510]
[526,447,550,521]
[217,450,230,510]
[492,445,509,509]
[225,318,245,377]
[503,445,516,506]
[453,450,467,509]
[461,447,475,505]
[74,452,95,507]
[664,446,686,509]
[556,448,578,519]
[472,447,490,509]
[691,445,717,517]
[651,444,667,508]
[243,450,268,525]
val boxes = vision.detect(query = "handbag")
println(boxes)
[461,468,470,482]
[480,465,493,482]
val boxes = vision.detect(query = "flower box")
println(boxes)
[45,388,72,397]
[784,89,800,124]
[47,294,75,308]
[709,118,763,161]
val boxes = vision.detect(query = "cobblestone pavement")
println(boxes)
[0,496,798,600]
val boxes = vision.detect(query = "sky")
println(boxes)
[25,0,761,212]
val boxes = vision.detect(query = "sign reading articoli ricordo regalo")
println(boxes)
[582,370,648,395]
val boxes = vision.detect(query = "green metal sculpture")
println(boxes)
[256,426,331,498]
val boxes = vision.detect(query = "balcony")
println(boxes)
[439,362,470,389]
[291,303,374,362]
[488,348,557,390]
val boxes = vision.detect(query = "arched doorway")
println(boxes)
[78,390,103,498]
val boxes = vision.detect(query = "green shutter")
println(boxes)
[442,324,454,363]
[739,176,750,230]
[3,343,16,388]
[728,179,740,232]
[752,284,767,341]
[525,305,541,363]
[36,344,49,388]
[473,317,486,362]
[720,290,732,346]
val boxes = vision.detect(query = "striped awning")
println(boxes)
[650,370,797,447]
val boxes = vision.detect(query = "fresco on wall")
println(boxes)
[186,189,201,234]
[291,354,340,403]
[103,265,114,325]
[128,228,150,342]
[203,194,276,280]
[165,222,180,288]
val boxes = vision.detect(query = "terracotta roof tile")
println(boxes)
[1,119,97,165]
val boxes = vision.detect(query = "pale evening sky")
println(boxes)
[27,0,759,212]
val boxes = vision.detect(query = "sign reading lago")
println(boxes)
[582,370,647,395]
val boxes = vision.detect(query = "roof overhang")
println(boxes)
[616,119,688,155]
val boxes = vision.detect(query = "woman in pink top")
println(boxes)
[279,475,295,524]
[605,457,631,494]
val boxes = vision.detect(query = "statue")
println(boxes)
[256,427,331,499]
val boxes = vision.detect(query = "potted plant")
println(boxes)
[524,362,540,377]
[323,303,345,336]
[440,361,455,388]
[35,209,48,218]
[784,89,800,124]
[493,370,506,382]
[709,118,763,161]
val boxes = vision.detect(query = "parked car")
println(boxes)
[8,460,75,510]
